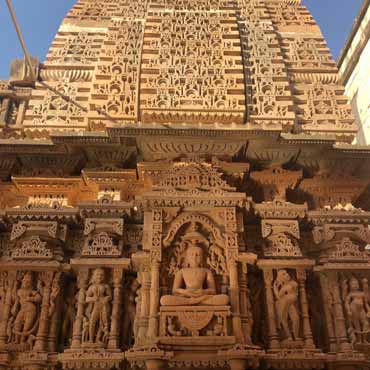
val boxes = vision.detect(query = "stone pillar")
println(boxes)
[0,272,16,350]
[48,295,60,352]
[34,271,53,351]
[228,259,244,343]
[239,266,252,344]
[296,269,315,349]
[329,272,351,351]
[263,269,280,349]
[147,261,160,339]
[137,271,151,343]
[108,269,123,350]
[319,273,337,352]
[0,98,9,124]
[71,270,89,349]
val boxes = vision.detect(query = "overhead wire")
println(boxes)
[5,0,130,124]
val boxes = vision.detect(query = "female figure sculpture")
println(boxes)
[273,269,301,342]
[84,268,112,345]
[344,277,370,344]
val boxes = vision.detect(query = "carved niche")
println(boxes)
[160,220,231,342]
[260,263,316,351]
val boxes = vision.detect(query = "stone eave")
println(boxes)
[332,143,370,155]
[106,122,282,139]
[314,262,370,271]
[70,257,131,269]
[137,190,248,208]
[0,138,54,151]
[307,209,370,224]
[50,130,111,145]
[5,207,79,223]
[82,169,138,185]
[257,259,315,268]
[280,133,337,145]
[0,260,63,271]
[253,201,308,219]
[11,176,82,192]
[78,200,133,218]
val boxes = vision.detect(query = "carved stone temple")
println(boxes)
[1,0,370,369]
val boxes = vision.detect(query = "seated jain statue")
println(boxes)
[160,245,229,306]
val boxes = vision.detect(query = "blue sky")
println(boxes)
[0,0,364,79]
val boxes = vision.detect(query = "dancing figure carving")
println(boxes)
[273,269,302,342]
[83,268,112,345]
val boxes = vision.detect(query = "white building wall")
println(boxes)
[339,2,370,145]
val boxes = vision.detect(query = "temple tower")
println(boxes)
[0,1,369,370]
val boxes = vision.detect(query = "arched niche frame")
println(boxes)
[161,212,234,291]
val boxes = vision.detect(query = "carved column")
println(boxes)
[0,272,16,350]
[329,272,351,351]
[319,273,337,352]
[34,272,53,351]
[108,269,123,349]
[239,266,252,344]
[228,258,244,343]
[296,269,315,349]
[71,270,89,349]
[147,261,160,339]
[137,270,151,343]
[48,293,61,352]
[263,269,280,349]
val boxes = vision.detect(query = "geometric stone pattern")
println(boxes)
[5,0,355,137]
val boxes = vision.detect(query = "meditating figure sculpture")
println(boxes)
[84,268,112,345]
[160,245,229,306]
[10,272,42,344]
[273,269,302,342]
[345,277,370,344]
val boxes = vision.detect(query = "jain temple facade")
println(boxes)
[0,0,370,369]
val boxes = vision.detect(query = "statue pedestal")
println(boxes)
[159,305,234,347]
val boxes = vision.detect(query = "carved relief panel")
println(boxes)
[258,262,316,351]
[69,267,123,350]
[0,270,62,353]
[25,79,87,128]
[236,0,295,130]
[140,4,245,123]
[91,18,146,122]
